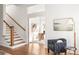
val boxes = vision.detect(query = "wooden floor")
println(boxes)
[0,43,48,55]
[0,43,79,55]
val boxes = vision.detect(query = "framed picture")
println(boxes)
[53,18,74,31]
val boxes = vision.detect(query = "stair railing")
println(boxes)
[3,20,14,46]
[6,13,26,31]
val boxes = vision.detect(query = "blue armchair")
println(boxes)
[48,38,67,55]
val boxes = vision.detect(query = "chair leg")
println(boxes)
[74,50,76,55]
[48,48,49,53]
[65,50,67,55]
[54,52,56,55]
[58,53,60,55]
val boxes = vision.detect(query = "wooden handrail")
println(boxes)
[4,20,14,46]
[6,13,26,31]
[3,20,11,28]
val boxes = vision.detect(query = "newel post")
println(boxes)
[10,26,14,46]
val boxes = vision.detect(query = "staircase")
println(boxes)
[3,21,26,49]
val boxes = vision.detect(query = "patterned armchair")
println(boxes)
[48,38,67,55]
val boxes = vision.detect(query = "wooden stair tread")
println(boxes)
[11,41,26,46]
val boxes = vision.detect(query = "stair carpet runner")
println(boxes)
[3,22,26,49]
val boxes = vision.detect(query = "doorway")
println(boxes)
[29,16,45,44]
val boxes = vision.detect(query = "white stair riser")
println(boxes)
[6,38,22,42]
[4,36,20,38]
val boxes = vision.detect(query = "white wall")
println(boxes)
[0,4,3,45]
[6,5,28,42]
[45,4,79,49]
[6,5,27,28]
